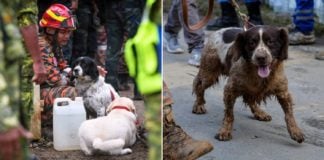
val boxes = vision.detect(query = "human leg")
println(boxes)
[164,0,184,53]
[289,0,315,44]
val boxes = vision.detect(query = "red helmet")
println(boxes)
[39,4,76,30]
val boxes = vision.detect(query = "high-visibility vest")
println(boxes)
[124,19,161,95]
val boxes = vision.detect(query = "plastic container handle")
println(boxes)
[54,98,72,106]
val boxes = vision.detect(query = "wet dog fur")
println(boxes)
[192,26,304,143]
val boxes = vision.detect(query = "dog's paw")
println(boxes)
[83,150,94,156]
[192,103,206,114]
[121,148,132,155]
[254,111,272,121]
[290,130,305,143]
[215,130,232,141]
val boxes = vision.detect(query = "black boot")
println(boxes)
[246,2,264,25]
[206,2,239,31]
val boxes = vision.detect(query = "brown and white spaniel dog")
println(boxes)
[192,26,304,143]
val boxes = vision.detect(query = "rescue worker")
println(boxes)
[164,0,205,67]
[38,3,106,125]
[97,0,145,91]
[71,0,99,62]
[125,0,161,159]
[38,4,77,122]
[0,0,47,159]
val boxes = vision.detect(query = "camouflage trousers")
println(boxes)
[40,86,76,123]
[20,57,33,129]
[144,93,162,160]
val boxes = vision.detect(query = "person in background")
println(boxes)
[288,0,315,45]
[95,44,107,67]
[95,26,107,67]
[164,0,205,67]
[206,0,263,30]
[0,0,47,159]
[37,0,77,62]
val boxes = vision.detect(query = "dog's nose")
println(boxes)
[256,56,266,64]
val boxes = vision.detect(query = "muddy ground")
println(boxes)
[30,84,148,160]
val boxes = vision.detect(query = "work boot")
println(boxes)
[164,31,184,54]
[246,2,264,25]
[206,2,239,31]
[289,29,315,45]
[188,48,202,67]
[163,105,213,160]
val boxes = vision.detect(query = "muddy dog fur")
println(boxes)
[192,26,304,143]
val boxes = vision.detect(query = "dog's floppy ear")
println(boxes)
[106,98,118,114]
[71,57,80,70]
[232,32,249,60]
[279,28,289,60]
[85,57,99,80]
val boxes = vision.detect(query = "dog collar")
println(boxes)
[110,106,139,126]
[111,106,132,112]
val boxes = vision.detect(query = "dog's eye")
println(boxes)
[267,40,274,45]
[248,40,256,47]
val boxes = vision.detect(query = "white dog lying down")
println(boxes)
[78,97,137,156]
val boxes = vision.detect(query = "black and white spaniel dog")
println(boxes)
[72,57,119,119]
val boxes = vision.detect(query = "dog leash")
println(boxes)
[181,0,214,31]
[230,0,255,31]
